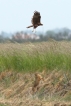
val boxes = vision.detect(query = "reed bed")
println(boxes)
[0,41,71,72]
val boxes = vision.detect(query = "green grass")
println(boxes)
[0,41,71,72]
[0,51,71,72]
[0,104,8,106]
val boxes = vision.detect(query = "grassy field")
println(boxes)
[0,40,71,106]
[0,40,71,72]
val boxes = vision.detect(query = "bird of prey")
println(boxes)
[26,11,43,32]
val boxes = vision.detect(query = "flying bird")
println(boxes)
[26,11,43,32]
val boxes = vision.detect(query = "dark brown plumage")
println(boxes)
[27,11,43,32]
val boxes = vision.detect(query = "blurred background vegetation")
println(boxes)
[0,27,71,43]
